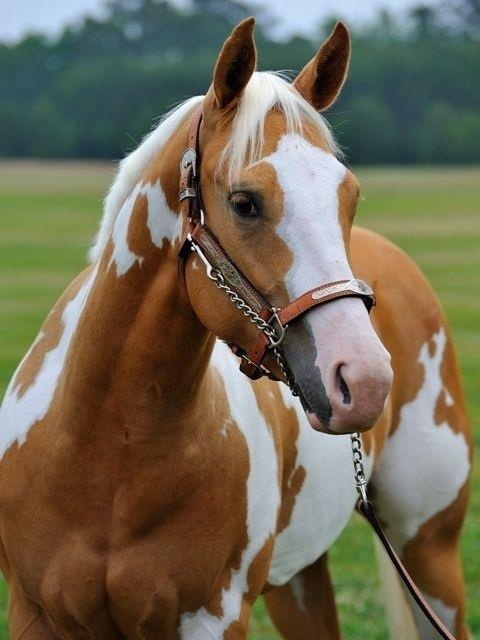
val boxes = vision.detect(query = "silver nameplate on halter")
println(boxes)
[311,279,373,300]
[181,148,197,171]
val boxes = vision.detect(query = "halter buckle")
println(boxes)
[180,148,197,177]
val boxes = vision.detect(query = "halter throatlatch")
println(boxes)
[178,104,375,383]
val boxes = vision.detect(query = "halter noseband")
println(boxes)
[177,105,375,385]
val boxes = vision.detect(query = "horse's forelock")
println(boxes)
[217,71,341,186]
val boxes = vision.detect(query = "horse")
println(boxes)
[0,17,472,640]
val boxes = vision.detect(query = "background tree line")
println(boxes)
[0,0,478,163]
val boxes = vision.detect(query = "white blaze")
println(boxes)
[265,133,351,297]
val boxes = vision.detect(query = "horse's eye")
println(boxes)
[230,193,258,218]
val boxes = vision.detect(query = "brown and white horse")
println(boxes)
[0,19,472,640]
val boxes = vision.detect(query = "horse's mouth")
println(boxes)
[295,385,338,435]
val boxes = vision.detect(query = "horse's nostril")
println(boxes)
[336,365,351,405]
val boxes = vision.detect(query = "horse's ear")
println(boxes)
[211,17,257,110]
[294,22,350,112]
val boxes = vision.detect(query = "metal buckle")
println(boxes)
[179,187,196,201]
[188,236,219,281]
[180,148,197,177]
[267,309,287,348]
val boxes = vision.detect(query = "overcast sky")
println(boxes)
[0,0,440,43]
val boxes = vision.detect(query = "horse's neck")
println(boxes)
[59,153,213,437]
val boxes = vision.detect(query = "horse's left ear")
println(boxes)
[211,17,257,110]
[294,22,351,112]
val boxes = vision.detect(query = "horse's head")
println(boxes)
[184,18,392,434]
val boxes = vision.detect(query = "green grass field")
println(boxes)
[0,161,478,638]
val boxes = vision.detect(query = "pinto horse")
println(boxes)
[0,18,472,640]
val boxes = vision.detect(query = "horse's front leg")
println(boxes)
[8,582,58,640]
[263,553,341,640]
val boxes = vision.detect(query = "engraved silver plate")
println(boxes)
[311,279,373,300]
[220,261,241,286]
[181,148,197,172]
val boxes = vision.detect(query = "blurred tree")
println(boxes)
[0,0,478,163]
[410,5,439,37]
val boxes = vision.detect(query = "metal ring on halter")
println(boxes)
[267,309,287,348]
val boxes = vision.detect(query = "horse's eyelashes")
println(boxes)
[229,192,260,218]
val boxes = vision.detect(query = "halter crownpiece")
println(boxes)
[177,104,375,383]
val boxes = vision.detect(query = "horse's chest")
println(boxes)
[268,389,375,586]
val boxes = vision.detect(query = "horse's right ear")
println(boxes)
[209,17,257,111]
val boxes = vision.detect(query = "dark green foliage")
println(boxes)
[0,0,478,163]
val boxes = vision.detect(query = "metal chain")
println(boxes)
[350,432,368,504]
[271,345,299,396]
[207,268,278,339]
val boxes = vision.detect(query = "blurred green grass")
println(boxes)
[0,161,478,638]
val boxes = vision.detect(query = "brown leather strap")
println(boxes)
[278,279,375,326]
[357,499,457,640]
[178,105,204,222]
[240,332,272,379]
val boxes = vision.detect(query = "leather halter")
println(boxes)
[178,105,375,381]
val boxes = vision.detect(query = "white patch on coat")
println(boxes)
[444,389,454,407]
[179,342,280,638]
[289,574,306,612]
[265,133,351,296]
[220,417,234,438]
[109,183,144,276]
[371,328,470,551]
[89,95,202,263]
[0,267,98,458]
[268,384,374,586]
[144,180,182,248]
[414,595,457,639]
[109,181,182,277]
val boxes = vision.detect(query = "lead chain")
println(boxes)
[350,432,368,504]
